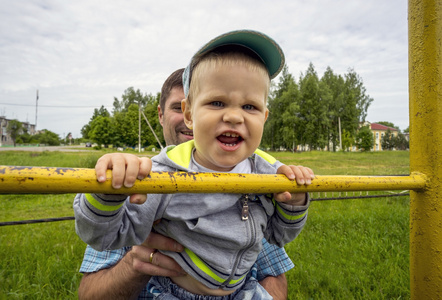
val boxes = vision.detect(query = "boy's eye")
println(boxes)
[210,101,224,107]
[243,104,255,110]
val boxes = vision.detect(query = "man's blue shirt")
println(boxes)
[80,238,294,300]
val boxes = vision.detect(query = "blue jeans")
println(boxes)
[147,274,272,300]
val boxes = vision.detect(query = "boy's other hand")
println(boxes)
[274,164,315,206]
[95,153,151,204]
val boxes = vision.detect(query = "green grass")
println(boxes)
[0,150,411,299]
[286,197,409,299]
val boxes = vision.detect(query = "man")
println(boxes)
[78,68,294,300]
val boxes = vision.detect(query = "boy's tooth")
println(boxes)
[223,132,239,137]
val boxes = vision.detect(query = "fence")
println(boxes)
[0,1,440,298]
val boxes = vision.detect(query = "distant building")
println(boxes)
[356,121,398,151]
[0,116,36,146]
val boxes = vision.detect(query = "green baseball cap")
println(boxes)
[183,29,285,97]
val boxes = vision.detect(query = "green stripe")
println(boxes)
[184,248,246,285]
[167,140,195,168]
[85,193,124,212]
[276,204,307,221]
[253,149,277,164]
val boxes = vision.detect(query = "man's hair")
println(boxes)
[188,47,270,104]
[160,68,185,113]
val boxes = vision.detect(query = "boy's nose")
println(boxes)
[223,108,244,124]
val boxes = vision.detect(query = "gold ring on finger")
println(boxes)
[149,249,158,264]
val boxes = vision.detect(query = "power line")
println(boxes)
[0,216,75,226]
[0,193,410,226]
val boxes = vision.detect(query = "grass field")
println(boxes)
[0,150,411,299]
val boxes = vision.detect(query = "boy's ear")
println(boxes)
[182,99,193,129]
[264,109,269,122]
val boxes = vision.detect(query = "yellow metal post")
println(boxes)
[409,0,442,298]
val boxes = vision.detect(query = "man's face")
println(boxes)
[158,87,194,146]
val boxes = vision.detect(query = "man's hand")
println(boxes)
[128,231,186,277]
[78,231,186,300]
[259,274,288,300]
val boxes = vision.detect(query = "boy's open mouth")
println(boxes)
[217,132,243,146]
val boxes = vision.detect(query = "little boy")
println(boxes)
[74,30,314,299]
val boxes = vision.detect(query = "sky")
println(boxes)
[0,0,409,139]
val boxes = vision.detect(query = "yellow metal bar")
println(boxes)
[409,0,442,298]
[0,165,426,194]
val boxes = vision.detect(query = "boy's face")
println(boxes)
[182,63,269,172]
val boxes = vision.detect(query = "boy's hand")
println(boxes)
[274,165,315,206]
[95,153,152,204]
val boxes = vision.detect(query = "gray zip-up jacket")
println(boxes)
[74,140,309,290]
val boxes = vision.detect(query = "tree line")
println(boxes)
[5,119,62,147]
[263,63,375,151]
[80,87,163,149]
[6,63,407,151]
[263,63,408,152]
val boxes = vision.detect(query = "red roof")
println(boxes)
[370,123,397,131]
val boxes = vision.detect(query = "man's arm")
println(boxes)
[259,273,288,300]
[78,255,150,300]
[78,232,185,300]
[255,239,295,300]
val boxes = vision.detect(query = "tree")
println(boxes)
[321,67,345,151]
[341,129,354,152]
[298,63,328,150]
[280,80,301,151]
[32,130,61,146]
[111,88,163,148]
[113,104,142,147]
[112,87,150,114]
[355,125,374,151]
[341,69,373,137]
[142,93,165,148]
[381,129,395,150]
[394,132,409,150]
[81,105,110,139]
[264,65,299,150]
[64,132,73,145]
[6,120,23,147]
[89,116,115,148]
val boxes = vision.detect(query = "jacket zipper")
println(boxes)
[221,194,256,288]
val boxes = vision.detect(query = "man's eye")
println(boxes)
[243,104,255,110]
[210,101,223,107]
[172,106,182,112]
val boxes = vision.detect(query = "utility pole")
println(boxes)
[141,111,163,149]
[35,90,38,131]
[338,116,342,150]
[138,101,141,153]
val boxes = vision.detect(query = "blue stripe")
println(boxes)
[95,194,127,203]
